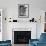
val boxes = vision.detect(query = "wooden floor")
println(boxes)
[12,44,29,46]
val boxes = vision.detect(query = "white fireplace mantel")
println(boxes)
[12,28,31,31]
[12,22,37,39]
[6,22,37,44]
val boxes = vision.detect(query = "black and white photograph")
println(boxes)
[18,4,29,18]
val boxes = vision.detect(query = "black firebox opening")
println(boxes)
[14,31,31,44]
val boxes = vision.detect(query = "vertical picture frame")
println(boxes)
[18,4,29,18]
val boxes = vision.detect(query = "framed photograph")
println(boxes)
[18,4,29,18]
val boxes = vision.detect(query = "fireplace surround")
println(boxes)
[12,28,31,44]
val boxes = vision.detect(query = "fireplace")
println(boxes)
[14,31,31,44]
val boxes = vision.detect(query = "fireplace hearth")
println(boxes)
[14,31,31,44]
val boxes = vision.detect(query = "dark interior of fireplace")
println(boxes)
[14,31,31,44]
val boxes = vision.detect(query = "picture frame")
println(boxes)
[18,4,29,18]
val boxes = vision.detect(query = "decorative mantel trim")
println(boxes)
[12,28,31,31]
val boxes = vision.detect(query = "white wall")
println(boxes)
[0,0,46,11]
